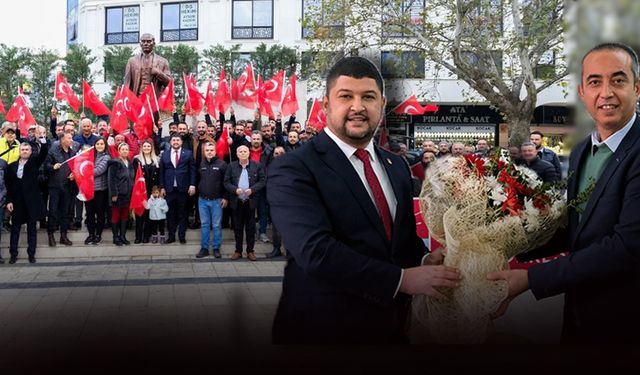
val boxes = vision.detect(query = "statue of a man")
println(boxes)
[123,33,171,97]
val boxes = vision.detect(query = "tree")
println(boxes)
[201,44,242,79]
[62,44,98,94]
[0,44,31,114]
[252,43,298,78]
[28,49,60,124]
[303,0,568,145]
[155,44,200,108]
[103,45,133,90]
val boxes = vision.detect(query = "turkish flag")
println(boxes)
[54,72,81,112]
[263,70,284,103]
[204,79,217,118]
[216,123,230,160]
[82,80,110,116]
[231,78,238,101]
[6,94,36,134]
[0,97,5,114]
[256,76,275,119]
[158,79,174,113]
[392,95,437,115]
[68,147,95,201]
[122,86,143,123]
[215,69,232,115]
[135,85,156,141]
[280,74,299,117]
[183,73,204,115]
[306,98,326,132]
[130,163,147,217]
[235,64,257,109]
[110,86,129,134]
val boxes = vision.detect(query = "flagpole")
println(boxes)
[59,146,95,166]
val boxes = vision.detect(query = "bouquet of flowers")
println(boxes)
[412,152,567,343]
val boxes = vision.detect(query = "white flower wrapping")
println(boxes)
[411,154,567,344]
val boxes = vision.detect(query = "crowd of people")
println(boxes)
[0,105,317,264]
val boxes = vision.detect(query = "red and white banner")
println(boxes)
[54,72,81,112]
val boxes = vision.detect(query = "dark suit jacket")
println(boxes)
[223,160,265,210]
[6,142,49,225]
[266,131,426,344]
[527,116,640,343]
[538,147,562,175]
[159,148,196,194]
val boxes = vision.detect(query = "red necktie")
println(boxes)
[354,149,392,240]
[174,150,180,167]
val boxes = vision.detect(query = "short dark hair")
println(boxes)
[170,134,182,141]
[530,130,544,138]
[168,122,178,127]
[521,142,536,149]
[325,56,384,97]
[582,42,640,82]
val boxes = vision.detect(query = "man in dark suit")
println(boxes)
[489,43,640,343]
[267,56,461,344]
[530,130,562,176]
[159,135,196,244]
[6,138,49,264]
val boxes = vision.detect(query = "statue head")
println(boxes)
[140,33,155,54]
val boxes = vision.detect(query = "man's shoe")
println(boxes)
[179,238,186,244]
[247,252,257,261]
[92,235,102,245]
[195,248,209,258]
[84,235,95,245]
[28,256,36,264]
[60,233,73,246]
[142,237,150,244]
[231,252,242,260]
[134,238,142,244]
[259,233,270,243]
[166,237,176,244]
[213,249,221,258]
[9,256,17,264]
[48,233,56,247]
[266,248,282,258]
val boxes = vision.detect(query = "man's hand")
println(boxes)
[51,106,58,116]
[486,269,529,319]
[53,163,62,170]
[245,188,252,196]
[399,265,462,298]
[151,67,163,76]
[188,186,196,196]
[69,173,74,181]
[220,199,228,208]
[6,203,13,212]
[112,196,118,203]
[160,188,166,197]
[235,188,243,196]
[230,107,235,115]
[276,111,281,121]
[423,248,445,266]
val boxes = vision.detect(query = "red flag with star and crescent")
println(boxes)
[122,85,143,123]
[215,69,232,115]
[6,92,36,134]
[204,79,217,118]
[280,74,299,118]
[263,70,284,103]
[306,98,326,132]
[82,80,111,116]
[256,76,275,119]
[110,86,129,134]
[68,147,95,201]
[130,163,147,216]
[234,64,257,109]
[134,84,157,141]
[392,95,439,115]
[54,72,81,112]
[158,79,174,113]
[183,73,204,116]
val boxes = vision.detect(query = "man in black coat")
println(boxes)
[6,138,49,264]
[530,130,562,177]
[45,132,76,247]
[224,145,265,261]
[520,142,560,183]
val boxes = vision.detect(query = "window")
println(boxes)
[161,2,198,42]
[381,51,425,79]
[382,0,424,38]
[105,5,140,45]
[460,50,503,77]
[534,50,555,79]
[232,1,273,39]
[302,0,345,39]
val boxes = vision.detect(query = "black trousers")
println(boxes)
[85,190,108,236]
[10,221,38,257]
[149,220,165,235]
[48,186,72,233]
[166,191,188,240]
[232,200,256,253]
[135,209,152,240]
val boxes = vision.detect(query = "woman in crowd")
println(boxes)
[108,143,135,246]
[132,140,160,243]
[84,137,111,245]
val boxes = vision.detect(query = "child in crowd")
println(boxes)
[146,185,169,244]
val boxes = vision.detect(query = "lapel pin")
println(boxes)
[387,158,392,165]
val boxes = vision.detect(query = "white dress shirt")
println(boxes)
[591,113,636,154]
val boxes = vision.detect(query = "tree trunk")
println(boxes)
[508,117,532,146]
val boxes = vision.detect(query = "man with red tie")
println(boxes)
[267,56,461,344]
[159,135,196,244]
